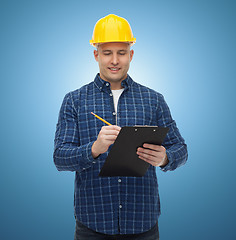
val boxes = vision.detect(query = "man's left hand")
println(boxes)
[137,143,169,167]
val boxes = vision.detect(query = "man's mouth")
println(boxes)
[108,67,120,72]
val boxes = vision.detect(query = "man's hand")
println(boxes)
[137,143,169,167]
[91,125,121,158]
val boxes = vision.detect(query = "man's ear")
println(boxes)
[94,49,99,62]
[130,49,134,62]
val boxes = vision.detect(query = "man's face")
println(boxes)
[94,42,134,88]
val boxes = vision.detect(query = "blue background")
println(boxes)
[1,0,235,239]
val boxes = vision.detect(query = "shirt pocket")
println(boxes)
[121,102,157,126]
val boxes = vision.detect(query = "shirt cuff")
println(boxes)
[160,150,173,172]
[80,141,96,169]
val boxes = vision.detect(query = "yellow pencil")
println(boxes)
[91,112,112,126]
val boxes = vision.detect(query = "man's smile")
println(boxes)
[108,67,121,73]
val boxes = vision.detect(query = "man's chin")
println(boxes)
[100,72,127,83]
[105,75,123,83]
[107,74,127,83]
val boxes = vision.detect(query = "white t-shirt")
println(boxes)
[111,89,124,113]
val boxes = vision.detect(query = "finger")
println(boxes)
[101,125,121,132]
[104,139,116,144]
[137,151,159,161]
[114,125,121,131]
[143,144,165,152]
[101,129,120,136]
[102,135,118,141]
[138,155,160,167]
[137,147,158,158]
[137,149,166,164]
[103,125,121,131]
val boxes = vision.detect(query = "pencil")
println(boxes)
[91,112,112,126]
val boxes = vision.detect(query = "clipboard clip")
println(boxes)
[134,125,158,132]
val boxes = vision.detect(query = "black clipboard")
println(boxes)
[99,126,169,177]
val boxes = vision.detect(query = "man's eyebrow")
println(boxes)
[102,50,112,52]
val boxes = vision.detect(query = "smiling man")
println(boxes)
[54,14,188,240]
[94,42,134,90]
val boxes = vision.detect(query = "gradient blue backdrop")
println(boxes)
[1,0,235,239]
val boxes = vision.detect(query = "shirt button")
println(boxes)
[110,93,113,97]
[93,161,96,164]
[106,83,109,86]
[119,205,122,209]
[113,112,116,115]
[118,179,121,182]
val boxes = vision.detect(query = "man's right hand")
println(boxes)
[91,125,121,158]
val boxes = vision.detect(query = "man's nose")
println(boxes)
[111,54,119,65]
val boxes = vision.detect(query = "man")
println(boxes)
[54,14,188,240]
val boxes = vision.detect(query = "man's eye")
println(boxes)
[104,53,111,55]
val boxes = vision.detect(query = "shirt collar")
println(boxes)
[94,73,133,92]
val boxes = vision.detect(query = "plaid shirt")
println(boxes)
[53,73,188,235]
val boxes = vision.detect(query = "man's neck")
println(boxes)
[98,73,127,90]
[110,82,123,90]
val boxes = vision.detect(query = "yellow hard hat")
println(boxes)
[90,14,136,47]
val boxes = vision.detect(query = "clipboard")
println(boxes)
[99,126,169,177]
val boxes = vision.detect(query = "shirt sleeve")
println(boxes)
[53,92,95,172]
[156,94,188,172]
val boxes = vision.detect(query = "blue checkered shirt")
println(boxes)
[53,73,188,235]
